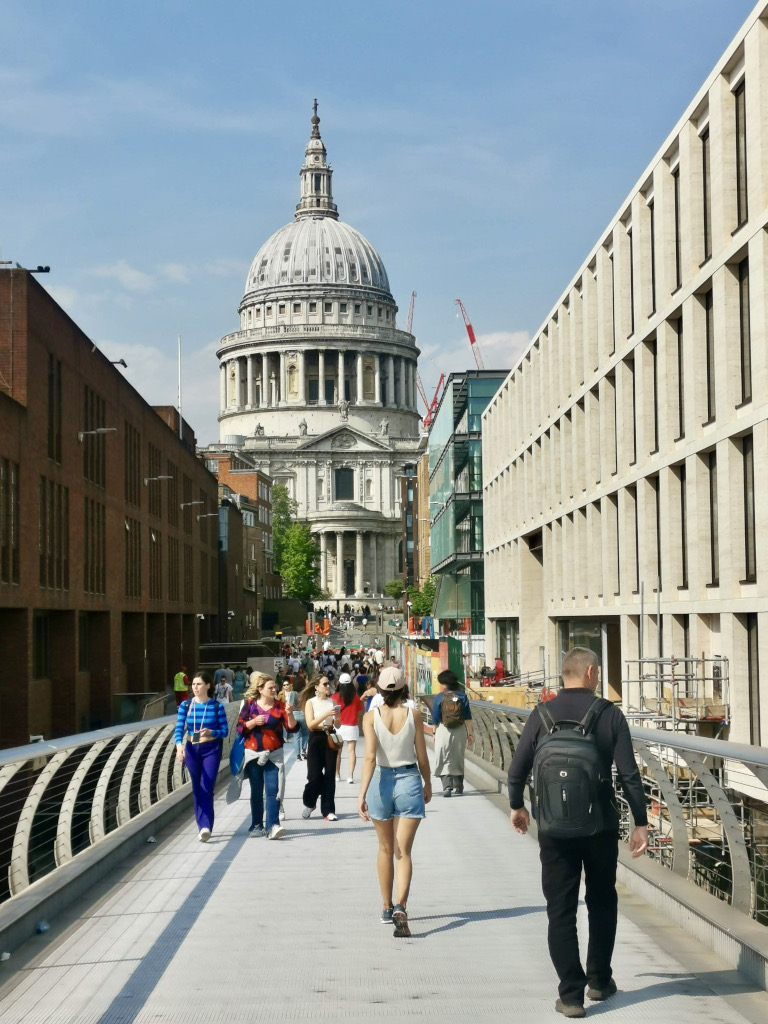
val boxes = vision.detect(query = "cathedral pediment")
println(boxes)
[296,425,392,453]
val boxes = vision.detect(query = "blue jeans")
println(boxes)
[294,710,309,754]
[245,758,280,830]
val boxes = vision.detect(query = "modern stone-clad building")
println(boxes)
[0,269,219,747]
[482,3,768,742]
[204,105,422,603]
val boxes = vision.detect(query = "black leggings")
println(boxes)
[302,732,337,816]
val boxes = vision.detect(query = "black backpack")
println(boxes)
[532,697,610,838]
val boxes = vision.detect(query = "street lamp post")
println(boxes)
[180,501,205,510]
[143,474,173,487]
[196,512,219,522]
[77,427,117,443]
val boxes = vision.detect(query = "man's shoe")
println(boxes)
[443,788,452,798]
[587,979,617,1001]
[248,825,266,837]
[324,813,338,821]
[199,828,211,843]
[555,1000,585,1019]
[301,805,315,819]
[268,824,286,840]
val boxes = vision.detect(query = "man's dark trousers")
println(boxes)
[538,829,619,1006]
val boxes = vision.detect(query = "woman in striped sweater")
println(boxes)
[174,670,229,842]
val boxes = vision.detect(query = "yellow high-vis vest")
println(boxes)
[173,671,188,692]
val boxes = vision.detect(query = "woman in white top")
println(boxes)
[358,666,431,937]
[299,676,341,821]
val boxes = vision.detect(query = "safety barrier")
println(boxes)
[420,695,768,926]
[0,704,240,905]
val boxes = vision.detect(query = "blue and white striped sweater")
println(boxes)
[174,699,229,745]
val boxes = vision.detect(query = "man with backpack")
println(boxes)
[507,647,648,1019]
[432,669,474,797]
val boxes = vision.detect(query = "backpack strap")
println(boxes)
[578,697,609,735]
[537,702,556,734]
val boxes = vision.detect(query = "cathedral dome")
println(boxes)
[244,217,391,296]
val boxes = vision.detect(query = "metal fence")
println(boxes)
[420,695,768,926]
[0,703,240,905]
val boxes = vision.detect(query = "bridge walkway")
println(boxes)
[0,746,766,1023]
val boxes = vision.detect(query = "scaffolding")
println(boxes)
[623,654,729,734]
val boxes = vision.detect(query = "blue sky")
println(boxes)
[0,0,757,443]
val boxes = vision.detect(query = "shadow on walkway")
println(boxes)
[586,968,763,1013]
[409,905,545,937]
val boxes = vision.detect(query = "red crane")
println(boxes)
[455,298,485,370]
[405,290,444,427]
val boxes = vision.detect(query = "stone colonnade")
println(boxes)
[219,348,418,415]
[317,529,399,598]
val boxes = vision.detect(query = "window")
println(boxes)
[78,612,89,672]
[200,550,208,605]
[675,318,685,439]
[168,536,179,601]
[39,476,69,590]
[649,340,658,454]
[735,81,748,227]
[367,305,373,316]
[314,173,321,192]
[627,357,637,465]
[705,291,715,421]
[266,305,272,316]
[672,167,682,290]
[377,307,382,318]
[167,461,178,527]
[309,302,317,313]
[648,199,656,314]
[709,450,719,585]
[184,544,193,603]
[255,307,261,318]
[701,128,712,261]
[738,258,751,404]
[33,614,51,680]
[82,386,106,487]
[83,497,106,595]
[354,303,361,314]
[608,251,616,354]
[147,443,162,518]
[149,528,162,600]
[324,302,332,313]
[0,459,19,584]
[650,474,661,588]
[340,302,347,313]
[124,423,141,507]
[628,484,639,592]
[124,516,141,598]
[182,474,193,534]
[278,303,285,315]
[747,613,760,744]
[626,226,635,336]
[47,354,62,463]
[743,433,756,582]
[679,463,688,588]
[293,303,301,313]
[334,468,354,501]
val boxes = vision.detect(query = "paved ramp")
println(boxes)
[0,746,765,1023]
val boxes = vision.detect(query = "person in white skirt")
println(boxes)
[332,672,364,783]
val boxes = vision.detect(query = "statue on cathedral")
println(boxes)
[298,418,308,436]
[252,422,265,436]
[379,416,389,435]
[339,399,349,421]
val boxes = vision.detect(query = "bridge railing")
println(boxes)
[0,704,240,906]
[419,695,768,926]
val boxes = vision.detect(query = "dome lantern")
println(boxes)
[295,99,339,221]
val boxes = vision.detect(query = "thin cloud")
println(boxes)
[90,260,153,291]
[159,263,190,284]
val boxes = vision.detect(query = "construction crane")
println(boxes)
[455,298,485,370]
[405,290,444,427]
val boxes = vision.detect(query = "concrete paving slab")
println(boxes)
[0,741,766,1023]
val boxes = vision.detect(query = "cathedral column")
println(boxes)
[411,362,418,411]
[387,354,395,407]
[219,362,226,415]
[374,355,381,405]
[336,531,345,595]
[355,531,365,597]
[356,352,364,405]
[298,350,306,404]
[261,353,269,408]
[318,349,326,405]
[408,361,415,410]
[337,350,345,405]
[397,357,406,408]
[246,355,254,409]
[319,532,327,592]
[279,351,286,406]
[370,532,378,595]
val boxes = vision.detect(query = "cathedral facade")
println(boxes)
[204,106,422,602]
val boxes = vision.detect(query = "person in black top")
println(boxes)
[508,647,648,1019]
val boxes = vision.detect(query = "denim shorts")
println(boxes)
[367,765,425,821]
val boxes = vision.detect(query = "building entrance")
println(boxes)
[556,618,622,701]
[344,560,355,596]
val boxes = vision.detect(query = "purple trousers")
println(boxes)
[184,740,221,832]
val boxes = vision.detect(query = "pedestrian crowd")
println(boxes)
[173,643,648,1015]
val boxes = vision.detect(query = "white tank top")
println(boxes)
[309,696,335,728]
[373,706,417,767]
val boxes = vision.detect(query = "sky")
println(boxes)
[0,0,758,444]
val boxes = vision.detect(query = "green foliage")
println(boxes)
[280,522,321,602]
[272,484,298,574]
[407,576,437,617]
[384,579,404,600]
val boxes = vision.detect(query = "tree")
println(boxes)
[407,576,437,617]
[280,521,321,602]
[272,484,298,575]
[384,579,404,600]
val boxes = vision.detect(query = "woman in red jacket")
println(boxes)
[333,673,364,784]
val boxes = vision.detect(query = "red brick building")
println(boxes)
[0,269,219,747]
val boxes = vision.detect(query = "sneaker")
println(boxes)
[443,788,452,798]
[248,825,266,838]
[380,906,394,924]
[279,805,286,821]
[301,806,315,819]
[199,828,211,842]
[335,775,341,782]
[587,979,617,1001]
[268,824,286,840]
[324,813,338,821]
[555,1000,585,1019]
[346,777,354,784]
[392,904,410,938]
